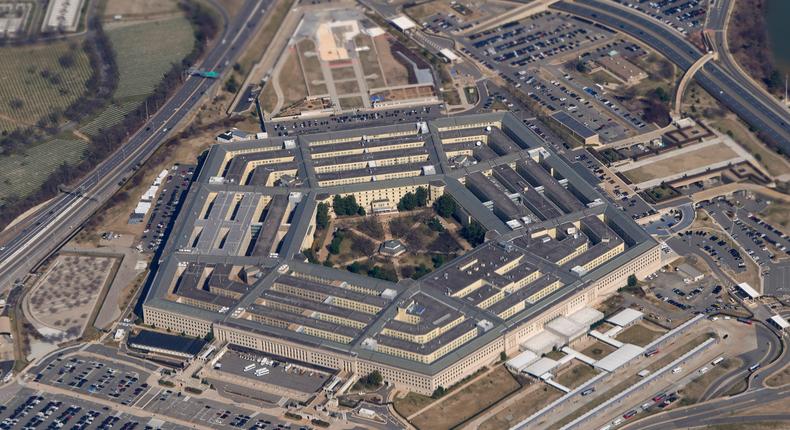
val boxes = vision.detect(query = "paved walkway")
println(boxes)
[675,52,715,116]
[689,183,790,204]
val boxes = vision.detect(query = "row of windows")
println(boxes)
[434,337,503,389]
[143,308,211,338]
[310,141,425,161]
[594,245,661,294]
[381,315,464,344]
[313,154,429,174]
[308,130,416,147]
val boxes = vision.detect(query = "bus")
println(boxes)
[748,363,761,372]
[711,356,724,366]
[736,317,753,325]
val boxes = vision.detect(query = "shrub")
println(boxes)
[316,202,329,230]
[433,194,457,218]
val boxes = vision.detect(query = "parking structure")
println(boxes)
[33,355,151,407]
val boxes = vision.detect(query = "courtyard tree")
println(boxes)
[315,202,329,230]
[433,194,457,218]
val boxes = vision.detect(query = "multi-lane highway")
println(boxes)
[0,0,270,291]
[552,0,790,151]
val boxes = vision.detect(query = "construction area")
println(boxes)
[259,7,437,118]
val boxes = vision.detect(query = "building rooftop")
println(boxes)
[551,111,597,139]
[143,111,658,375]
[127,330,207,357]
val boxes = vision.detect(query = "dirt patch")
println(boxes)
[279,48,309,106]
[766,362,790,387]
[478,384,563,430]
[580,341,616,360]
[713,116,790,178]
[760,203,790,232]
[622,143,739,184]
[330,66,357,82]
[338,96,364,110]
[393,392,434,418]
[615,322,666,346]
[355,34,386,89]
[296,39,326,96]
[554,362,598,390]
[373,35,410,87]
[335,80,361,95]
[678,357,741,403]
[410,366,521,430]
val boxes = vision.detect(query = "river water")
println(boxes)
[766,0,790,76]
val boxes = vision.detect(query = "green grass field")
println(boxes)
[0,39,92,131]
[81,17,195,137]
[0,137,88,203]
[0,16,195,207]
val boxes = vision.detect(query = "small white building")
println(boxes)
[390,15,417,32]
[545,316,587,344]
[736,282,761,299]
[520,331,563,355]
[439,48,459,63]
[594,344,645,372]
[677,263,704,283]
[216,128,267,143]
[606,308,644,328]
[505,350,539,373]
[523,357,559,378]
[768,315,789,331]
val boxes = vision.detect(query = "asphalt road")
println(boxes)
[622,385,790,430]
[552,0,790,151]
[0,0,270,291]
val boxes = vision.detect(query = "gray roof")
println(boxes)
[143,111,658,376]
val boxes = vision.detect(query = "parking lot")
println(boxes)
[647,266,738,317]
[142,165,195,253]
[33,355,152,407]
[216,348,331,396]
[0,388,187,430]
[697,193,790,297]
[464,12,610,69]
[459,12,653,143]
[613,0,708,37]
[547,65,649,132]
[268,105,442,136]
[571,150,656,220]
[139,387,283,430]
[675,228,748,275]
[521,73,633,142]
